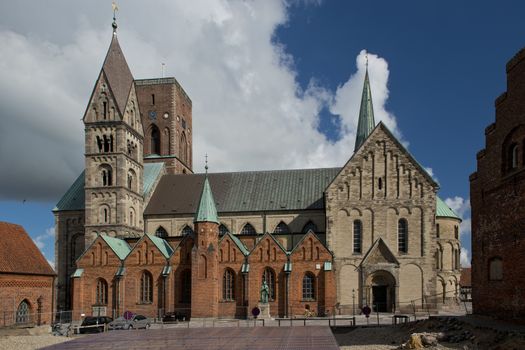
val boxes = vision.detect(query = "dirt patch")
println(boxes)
[334,316,525,350]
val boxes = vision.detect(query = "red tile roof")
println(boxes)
[460,267,471,287]
[0,221,55,276]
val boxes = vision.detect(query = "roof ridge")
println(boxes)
[164,167,342,177]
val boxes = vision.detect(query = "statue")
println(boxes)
[260,280,270,303]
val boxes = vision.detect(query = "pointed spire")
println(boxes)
[354,55,376,151]
[194,162,219,224]
[101,31,133,118]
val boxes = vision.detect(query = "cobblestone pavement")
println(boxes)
[40,326,339,350]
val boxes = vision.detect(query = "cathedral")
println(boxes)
[54,21,462,320]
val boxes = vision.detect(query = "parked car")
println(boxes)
[162,312,186,323]
[108,314,150,330]
[79,316,113,334]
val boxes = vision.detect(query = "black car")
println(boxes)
[162,312,189,323]
[79,316,113,334]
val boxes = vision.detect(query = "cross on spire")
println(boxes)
[112,2,119,33]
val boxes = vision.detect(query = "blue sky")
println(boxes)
[1,0,524,268]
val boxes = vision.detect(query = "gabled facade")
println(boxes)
[470,46,525,320]
[57,21,460,319]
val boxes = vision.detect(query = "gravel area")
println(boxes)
[335,327,460,350]
[0,335,73,350]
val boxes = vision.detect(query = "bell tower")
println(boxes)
[191,163,219,318]
[83,19,144,244]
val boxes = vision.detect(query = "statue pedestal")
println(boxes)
[257,302,272,320]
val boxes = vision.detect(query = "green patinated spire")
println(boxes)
[354,59,376,151]
[194,157,219,224]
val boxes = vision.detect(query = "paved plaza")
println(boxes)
[41,326,339,350]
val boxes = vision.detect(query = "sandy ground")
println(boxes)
[0,335,73,350]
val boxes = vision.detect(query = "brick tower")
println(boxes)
[83,22,144,245]
[191,167,219,318]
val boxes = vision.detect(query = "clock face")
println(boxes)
[163,112,169,119]
[149,110,157,120]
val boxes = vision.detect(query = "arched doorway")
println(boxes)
[365,271,396,312]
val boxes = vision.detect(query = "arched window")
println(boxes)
[140,271,153,303]
[454,226,459,240]
[16,300,30,324]
[181,269,191,303]
[100,164,113,186]
[180,132,187,164]
[129,208,135,227]
[151,125,161,155]
[181,225,194,236]
[489,257,503,281]
[353,220,362,254]
[510,144,519,169]
[127,169,136,191]
[262,268,275,301]
[240,223,256,235]
[436,224,440,238]
[96,278,108,305]
[302,221,318,234]
[302,273,315,300]
[164,127,171,155]
[222,269,235,301]
[155,226,168,238]
[273,221,290,234]
[219,224,229,236]
[99,205,110,224]
[398,219,408,253]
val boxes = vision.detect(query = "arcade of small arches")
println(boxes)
[152,220,322,239]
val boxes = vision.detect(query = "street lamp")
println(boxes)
[352,289,356,316]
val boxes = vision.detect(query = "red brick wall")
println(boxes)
[470,46,525,320]
[191,222,219,318]
[71,230,336,320]
[136,79,193,174]
[0,274,54,326]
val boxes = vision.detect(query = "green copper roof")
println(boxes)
[146,234,174,259]
[53,171,85,211]
[436,197,461,220]
[100,235,132,260]
[54,163,164,212]
[143,163,165,197]
[194,176,220,224]
[354,69,376,151]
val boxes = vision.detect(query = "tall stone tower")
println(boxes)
[191,170,219,318]
[135,78,194,174]
[83,24,144,245]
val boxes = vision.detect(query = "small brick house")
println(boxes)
[470,46,525,320]
[0,222,56,327]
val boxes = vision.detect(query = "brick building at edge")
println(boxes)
[470,46,525,320]
[54,22,462,321]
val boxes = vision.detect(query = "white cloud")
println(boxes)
[444,196,471,237]
[32,226,55,250]
[0,1,401,200]
[460,247,471,268]
[47,259,56,270]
